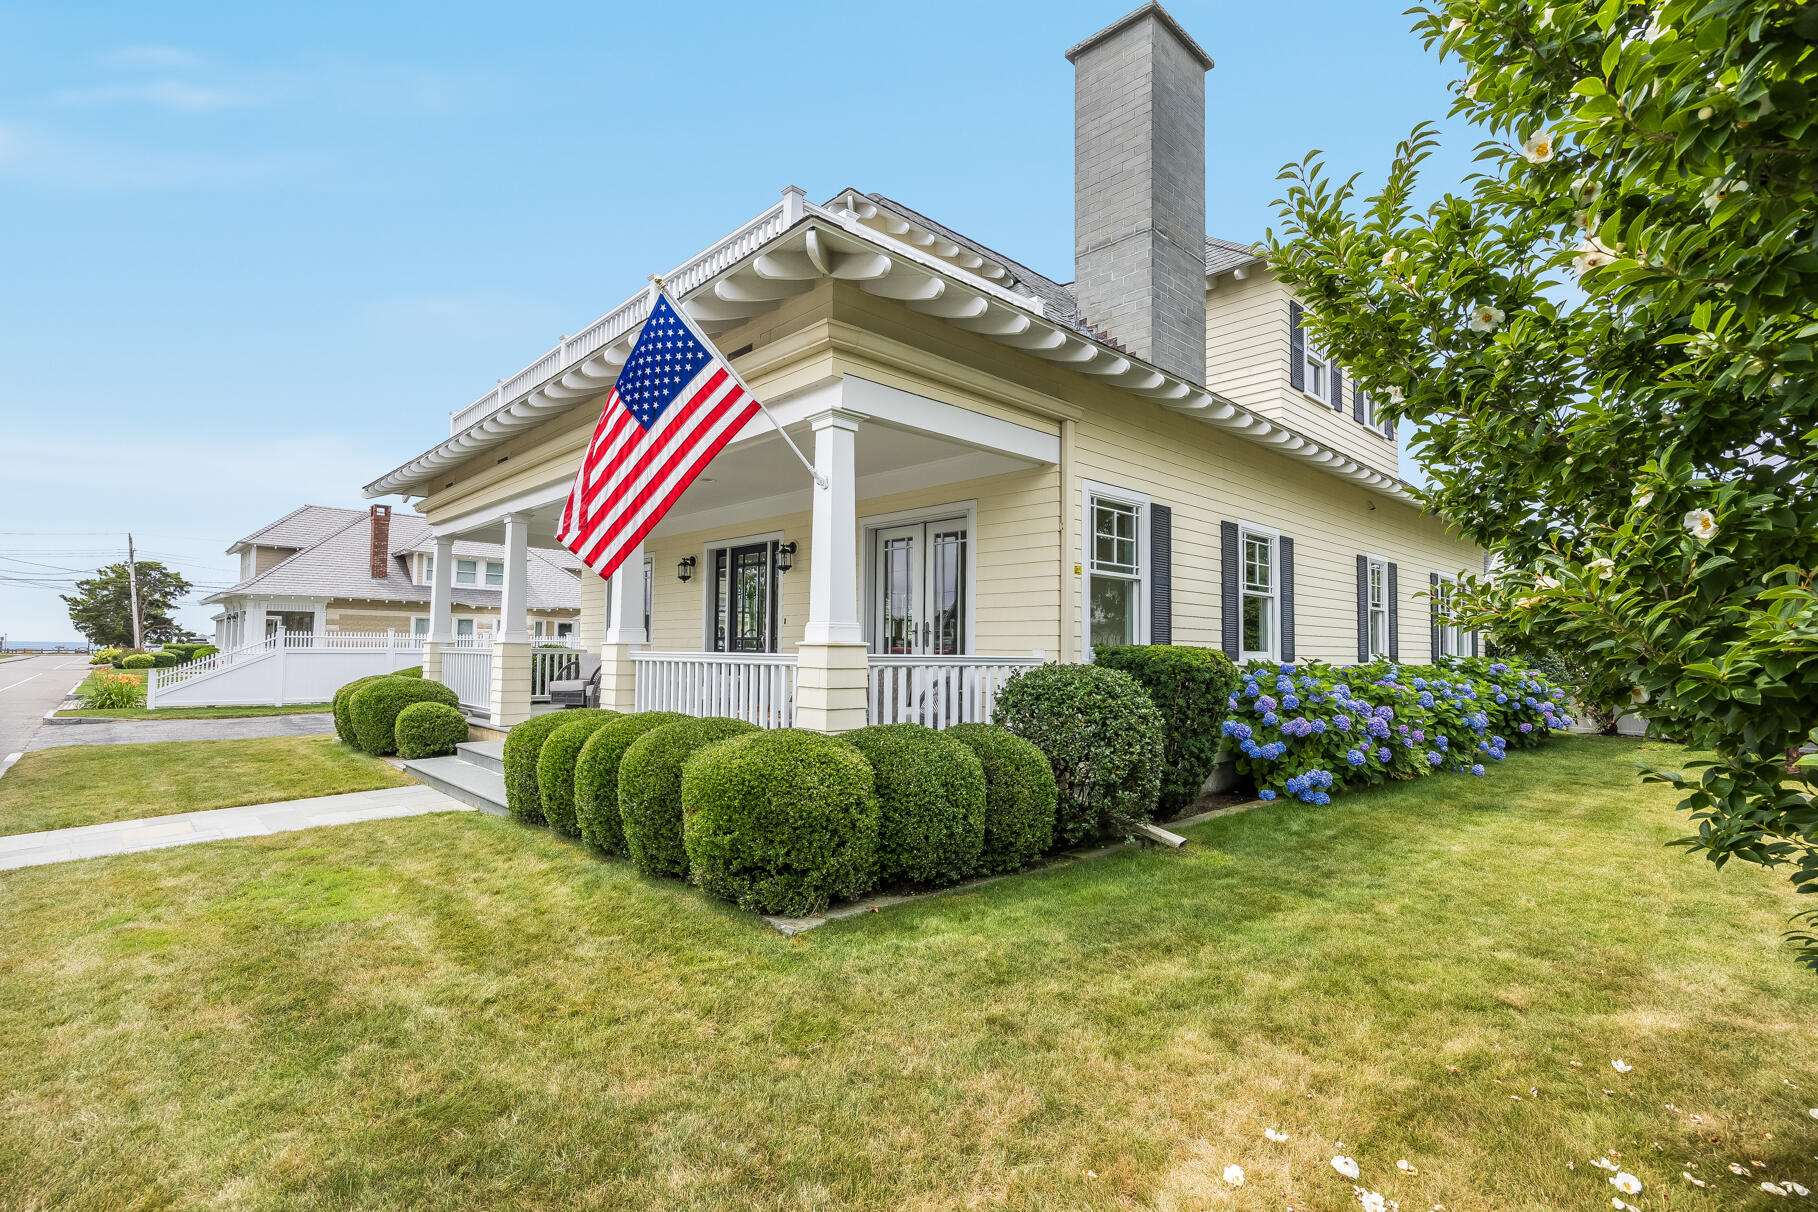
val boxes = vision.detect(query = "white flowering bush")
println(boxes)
[1222,658,1570,803]
[1262,1,1818,967]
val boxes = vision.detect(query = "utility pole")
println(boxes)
[127,532,143,650]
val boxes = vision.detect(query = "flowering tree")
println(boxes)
[1262,2,1818,963]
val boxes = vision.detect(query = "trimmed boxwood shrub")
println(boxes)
[574,711,688,853]
[620,717,759,877]
[1094,644,1240,817]
[191,644,219,660]
[149,650,179,668]
[536,713,623,837]
[158,644,195,661]
[119,653,155,669]
[842,723,986,887]
[90,647,122,665]
[332,667,424,747]
[992,663,1165,845]
[395,701,469,759]
[349,676,459,756]
[943,724,1057,874]
[502,708,617,825]
[682,729,880,916]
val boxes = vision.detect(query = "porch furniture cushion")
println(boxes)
[503,708,617,825]
[349,676,460,757]
[841,724,986,888]
[536,712,622,837]
[942,724,1057,874]
[573,712,689,854]
[548,653,602,709]
[682,729,881,917]
[619,716,759,878]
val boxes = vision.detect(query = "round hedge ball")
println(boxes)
[502,709,618,825]
[943,723,1058,873]
[574,712,688,853]
[842,723,986,888]
[536,713,622,837]
[394,701,470,759]
[349,676,460,756]
[619,716,759,877]
[333,673,390,746]
[682,728,879,916]
[119,654,155,669]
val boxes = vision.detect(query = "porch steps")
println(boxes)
[403,744,508,818]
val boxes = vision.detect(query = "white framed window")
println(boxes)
[1302,336,1328,400]
[1083,481,1149,659]
[454,617,475,639]
[411,616,430,636]
[1366,555,1390,659]
[484,560,504,587]
[454,558,477,586]
[1239,524,1279,662]
[556,621,574,639]
[1434,574,1465,658]
[533,620,546,638]
[418,554,434,585]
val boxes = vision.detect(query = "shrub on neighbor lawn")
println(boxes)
[992,663,1164,845]
[536,713,622,837]
[119,654,155,669]
[1223,658,1573,803]
[502,708,617,825]
[158,643,198,661]
[89,647,121,666]
[394,701,469,759]
[682,728,880,916]
[349,676,459,757]
[943,724,1057,875]
[81,673,145,710]
[842,723,986,888]
[573,711,688,854]
[1093,644,1240,817]
[190,645,219,660]
[149,650,179,668]
[620,717,759,877]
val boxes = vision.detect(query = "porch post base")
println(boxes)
[794,642,870,734]
[488,640,535,729]
[599,643,638,713]
[419,640,442,683]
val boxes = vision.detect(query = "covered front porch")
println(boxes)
[416,374,1061,734]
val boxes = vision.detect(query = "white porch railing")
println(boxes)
[148,628,428,709]
[442,639,494,713]
[530,641,587,701]
[867,655,1045,729]
[150,636,276,694]
[632,651,798,729]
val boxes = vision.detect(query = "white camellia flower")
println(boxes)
[1333,1155,1361,1180]
[1522,130,1556,163]
[1763,1182,1789,1196]
[1635,489,1654,508]
[1629,686,1648,705]
[1809,1107,1818,1119]
[1397,1159,1418,1175]
[1789,1181,1811,1196]
[1611,1172,1642,1195]
[1468,304,1506,333]
[1682,1171,1707,1187]
[1573,237,1617,277]
[1387,386,1405,404]
[1593,1158,1619,1172]
[1358,1190,1387,1212]
[1447,16,1466,32]
[1588,557,1615,579]
[1612,1059,1633,1074]
[1223,1163,1245,1186]
[1702,178,1748,209]
[1536,574,1562,590]
[1266,1128,1289,1143]
[1463,78,1480,99]
[1683,509,1719,543]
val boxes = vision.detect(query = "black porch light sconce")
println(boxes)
[775,541,798,574]
[677,555,697,583]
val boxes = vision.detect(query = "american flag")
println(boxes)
[557,291,762,579]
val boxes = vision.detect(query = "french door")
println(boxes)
[873,518,968,655]
[711,542,776,652]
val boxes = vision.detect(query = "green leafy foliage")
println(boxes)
[80,672,145,710]
[573,712,688,854]
[943,724,1057,874]
[502,709,616,825]
[333,671,420,748]
[149,650,179,668]
[119,654,154,669]
[536,714,621,837]
[991,663,1165,844]
[619,717,758,877]
[349,677,459,756]
[843,724,987,888]
[393,702,469,760]
[61,561,192,647]
[682,729,881,916]
[1264,1,1818,966]
[1093,644,1240,815]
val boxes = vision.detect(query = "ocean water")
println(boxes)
[0,641,92,652]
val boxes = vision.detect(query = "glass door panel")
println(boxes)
[872,518,967,655]
[876,524,921,655]
[729,544,770,652]
[928,525,966,655]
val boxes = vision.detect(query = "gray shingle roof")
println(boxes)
[1205,236,1265,277]
[226,504,370,554]
[206,510,581,611]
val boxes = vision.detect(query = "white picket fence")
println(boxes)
[441,639,494,712]
[867,654,1045,729]
[147,629,426,708]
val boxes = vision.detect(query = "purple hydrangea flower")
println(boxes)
[1471,764,1485,776]
[1377,747,1391,762]
[1426,751,1443,766]
[1262,711,1279,726]
[1258,789,1276,801]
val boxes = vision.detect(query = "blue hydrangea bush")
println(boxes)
[1221,657,1573,804]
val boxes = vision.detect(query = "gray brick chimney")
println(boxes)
[1067,3,1213,385]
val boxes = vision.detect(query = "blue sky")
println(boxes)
[0,1,1477,642]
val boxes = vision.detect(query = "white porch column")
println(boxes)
[422,535,455,683]
[488,513,535,727]
[796,409,868,733]
[600,540,645,712]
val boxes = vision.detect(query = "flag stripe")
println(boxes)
[586,367,727,503]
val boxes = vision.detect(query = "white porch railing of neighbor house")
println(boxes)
[867,655,1045,729]
[148,629,427,708]
[441,639,494,713]
[632,651,799,729]
[530,641,588,701]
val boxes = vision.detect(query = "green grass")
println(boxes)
[0,736,411,835]
[56,702,334,719]
[0,736,1813,1210]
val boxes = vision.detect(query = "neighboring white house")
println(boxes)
[359,2,1482,735]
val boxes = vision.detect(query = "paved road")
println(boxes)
[0,654,91,774]
[26,713,336,751]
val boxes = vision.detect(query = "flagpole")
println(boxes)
[650,276,829,490]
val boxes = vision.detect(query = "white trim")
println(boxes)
[859,500,979,655]
[761,375,1060,464]
[1433,571,1466,658]
[1235,521,1281,664]
[1364,552,1390,660]
[1080,478,1152,661]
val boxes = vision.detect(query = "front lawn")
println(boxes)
[55,702,334,720]
[0,737,412,835]
[1,736,1812,1210]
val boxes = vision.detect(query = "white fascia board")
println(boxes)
[750,375,1058,464]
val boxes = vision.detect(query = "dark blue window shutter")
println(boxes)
[1279,536,1296,663]
[1470,629,1480,658]
[1429,572,1442,660]
[1288,302,1305,393]
[1330,362,1344,411]
[1387,562,1400,660]
[1355,554,1369,663]
[1220,521,1240,658]
[1149,503,1172,645]
[1382,402,1395,440]
[1353,386,1368,424]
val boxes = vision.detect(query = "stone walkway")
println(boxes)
[0,784,471,871]
[27,713,335,750]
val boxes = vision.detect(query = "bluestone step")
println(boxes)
[455,740,504,774]
[404,754,508,817]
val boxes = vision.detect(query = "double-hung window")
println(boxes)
[1086,486,1146,656]
[454,559,477,586]
[1240,527,1278,661]
[1434,574,1464,657]
[1302,336,1327,400]
[1366,556,1390,659]
[484,560,504,587]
